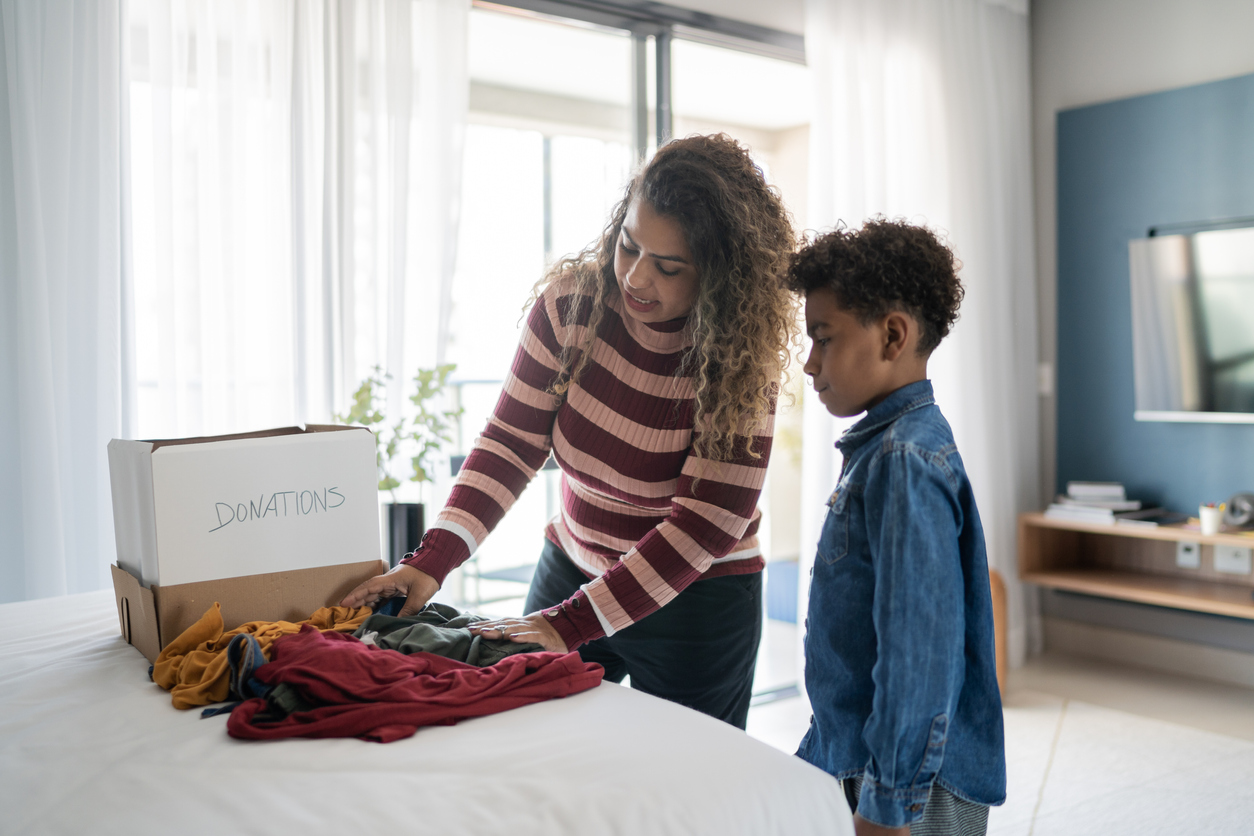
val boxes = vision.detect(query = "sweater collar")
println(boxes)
[608,291,691,352]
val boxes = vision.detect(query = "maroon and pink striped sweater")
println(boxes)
[402,276,774,651]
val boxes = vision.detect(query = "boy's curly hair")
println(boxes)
[786,218,963,354]
[533,133,797,462]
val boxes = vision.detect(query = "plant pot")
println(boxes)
[386,502,425,569]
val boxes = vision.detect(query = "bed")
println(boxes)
[0,589,853,836]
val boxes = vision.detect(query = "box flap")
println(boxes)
[147,425,307,451]
[108,439,160,586]
[303,424,363,433]
[151,559,387,648]
[144,424,368,451]
[111,563,161,663]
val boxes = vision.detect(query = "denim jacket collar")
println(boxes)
[835,379,935,454]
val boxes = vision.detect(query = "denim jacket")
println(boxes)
[797,380,1006,828]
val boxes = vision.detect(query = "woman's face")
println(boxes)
[613,199,700,323]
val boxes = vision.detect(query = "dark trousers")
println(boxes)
[525,539,762,729]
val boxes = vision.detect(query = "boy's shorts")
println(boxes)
[842,775,989,836]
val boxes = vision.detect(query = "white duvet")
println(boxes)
[0,590,852,836]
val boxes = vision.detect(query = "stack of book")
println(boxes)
[1045,482,1140,524]
[1114,507,1191,528]
[1044,482,1188,527]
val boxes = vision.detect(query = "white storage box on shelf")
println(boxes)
[107,425,385,662]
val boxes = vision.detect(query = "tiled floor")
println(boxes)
[991,684,1254,834]
[744,621,1254,835]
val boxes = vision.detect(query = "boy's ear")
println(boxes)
[881,311,911,361]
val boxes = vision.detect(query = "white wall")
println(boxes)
[1031,0,1254,502]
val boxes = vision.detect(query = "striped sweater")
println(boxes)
[403,276,774,651]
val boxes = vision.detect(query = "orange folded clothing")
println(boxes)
[152,602,372,709]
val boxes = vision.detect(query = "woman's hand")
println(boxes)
[340,565,439,617]
[469,613,569,653]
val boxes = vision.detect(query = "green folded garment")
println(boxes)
[354,602,544,666]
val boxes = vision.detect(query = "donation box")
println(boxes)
[107,425,385,662]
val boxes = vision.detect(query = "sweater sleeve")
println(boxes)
[542,398,775,651]
[400,284,578,584]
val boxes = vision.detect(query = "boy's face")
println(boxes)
[803,287,897,418]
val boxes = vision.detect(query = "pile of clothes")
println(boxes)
[152,601,604,743]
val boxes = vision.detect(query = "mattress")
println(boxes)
[0,589,852,835]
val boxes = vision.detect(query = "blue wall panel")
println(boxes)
[1057,73,1254,512]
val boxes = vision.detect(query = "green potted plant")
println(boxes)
[335,364,462,567]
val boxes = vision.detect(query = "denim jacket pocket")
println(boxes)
[818,488,850,565]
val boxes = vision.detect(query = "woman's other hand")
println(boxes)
[340,565,439,617]
[469,613,569,653]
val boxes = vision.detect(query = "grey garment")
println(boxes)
[842,775,989,836]
[354,602,544,666]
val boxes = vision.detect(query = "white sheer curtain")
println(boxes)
[128,0,468,441]
[0,0,129,604]
[0,0,467,604]
[801,0,1040,667]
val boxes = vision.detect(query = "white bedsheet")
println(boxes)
[0,590,852,836]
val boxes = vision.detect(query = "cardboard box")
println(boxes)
[110,560,385,664]
[108,425,386,662]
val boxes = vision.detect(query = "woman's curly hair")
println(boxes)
[532,133,797,462]
[787,218,963,354]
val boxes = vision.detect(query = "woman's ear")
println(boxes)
[881,311,912,361]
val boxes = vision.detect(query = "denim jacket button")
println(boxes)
[910,804,923,813]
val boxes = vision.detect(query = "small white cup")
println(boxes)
[1199,505,1223,536]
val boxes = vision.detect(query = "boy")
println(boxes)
[789,219,1006,836]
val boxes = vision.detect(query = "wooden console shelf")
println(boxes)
[1018,512,1254,621]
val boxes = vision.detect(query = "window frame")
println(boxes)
[473,0,804,158]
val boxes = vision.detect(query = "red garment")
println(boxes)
[226,626,604,743]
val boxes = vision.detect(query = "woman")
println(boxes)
[342,133,796,728]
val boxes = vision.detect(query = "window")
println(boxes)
[128,0,300,439]
[127,0,465,445]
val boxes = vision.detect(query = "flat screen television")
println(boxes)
[1129,223,1254,423]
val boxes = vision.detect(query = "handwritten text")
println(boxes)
[208,487,346,533]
